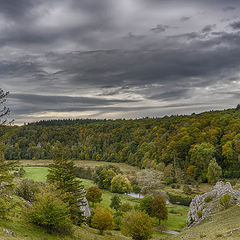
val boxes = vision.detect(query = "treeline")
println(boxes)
[5,107,240,180]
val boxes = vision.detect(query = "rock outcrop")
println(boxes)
[78,194,91,218]
[187,181,240,227]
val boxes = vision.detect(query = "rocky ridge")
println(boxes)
[187,181,240,227]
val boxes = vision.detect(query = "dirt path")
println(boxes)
[162,230,180,235]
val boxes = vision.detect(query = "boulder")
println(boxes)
[187,181,240,227]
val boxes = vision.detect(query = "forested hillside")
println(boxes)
[5,107,240,180]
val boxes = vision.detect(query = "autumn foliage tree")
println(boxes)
[151,195,168,225]
[86,185,102,207]
[110,174,132,194]
[91,205,114,235]
[121,210,153,240]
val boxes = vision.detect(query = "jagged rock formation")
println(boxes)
[79,194,91,218]
[187,181,240,227]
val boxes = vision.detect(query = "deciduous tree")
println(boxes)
[91,205,114,235]
[151,195,168,225]
[121,210,153,240]
[86,185,102,207]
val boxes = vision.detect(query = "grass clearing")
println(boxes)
[20,159,139,176]
[24,167,48,182]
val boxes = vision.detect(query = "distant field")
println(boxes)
[20,159,139,175]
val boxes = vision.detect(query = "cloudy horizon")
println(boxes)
[1,0,240,124]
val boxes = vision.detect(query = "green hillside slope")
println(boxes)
[170,205,240,240]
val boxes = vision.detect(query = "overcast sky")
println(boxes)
[1,0,240,124]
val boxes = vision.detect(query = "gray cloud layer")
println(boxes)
[0,0,240,123]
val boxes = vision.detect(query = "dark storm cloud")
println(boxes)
[1,0,240,123]
[229,21,240,30]
[150,24,171,33]
[180,16,191,22]
[201,25,216,33]
[10,93,138,106]
[223,6,236,11]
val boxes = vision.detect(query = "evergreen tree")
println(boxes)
[0,88,17,218]
[47,145,85,225]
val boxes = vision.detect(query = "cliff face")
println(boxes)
[187,181,240,227]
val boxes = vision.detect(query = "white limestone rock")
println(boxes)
[187,181,240,227]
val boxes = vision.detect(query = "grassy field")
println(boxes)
[20,159,139,175]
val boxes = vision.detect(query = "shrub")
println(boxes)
[167,192,192,206]
[139,195,153,215]
[15,178,40,202]
[219,194,231,209]
[91,205,114,235]
[121,210,153,240]
[164,177,175,185]
[171,184,176,189]
[183,185,192,195]
[119,203,133,213]
[113,215,122,230]
[176,184,180,189]
[197,210,202,218]
[0,197,15,220]
[27,185,72,235]
[110,195,121,210]
[204,195,214,203]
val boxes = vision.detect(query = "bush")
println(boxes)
[183,185,192,195]
[110,195,121,210]
[139,195,153,215]
[15,178,40,202]
[164,177,175,185]
[204,195,214,203]
[197,210,202,218]
[167,192,192,206]
[113,215,122,230]
[119,203,133,213]
[171,184,176,189]
[0,197,15,220]
[91,205,114,235]
[121,210,153,240]
[219,194,231,209]
[27,185,73,235]
[176,184,180,189]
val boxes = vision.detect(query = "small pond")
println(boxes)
[127,192,170,204]
[127,192,144,199]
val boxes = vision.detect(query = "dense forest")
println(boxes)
[5,106,240,180]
